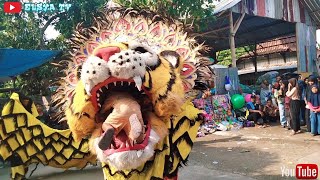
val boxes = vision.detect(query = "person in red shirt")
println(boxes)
[279,80,292,130]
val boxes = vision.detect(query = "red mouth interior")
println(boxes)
[90,77,152,154]
[103,122,151,155]
[90,77,151,112]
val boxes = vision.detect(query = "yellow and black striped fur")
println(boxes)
[0,93,96,180]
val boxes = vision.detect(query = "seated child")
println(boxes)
[246,95,265,125]
[285,94,292,130]
[263,98,278,123]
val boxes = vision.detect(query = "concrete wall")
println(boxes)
[237,51,298,85]
[214,68,240,95]
[238,52,297,72]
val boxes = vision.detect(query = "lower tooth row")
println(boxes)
[98,82,134,91]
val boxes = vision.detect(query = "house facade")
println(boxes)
[237,35,298,84]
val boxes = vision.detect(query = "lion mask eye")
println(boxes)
[133,47,148,53]
[129,43,159,67]
[159,50,180,68]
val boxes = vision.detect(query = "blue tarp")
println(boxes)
[0,48,61,77]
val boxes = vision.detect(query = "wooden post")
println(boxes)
[253,43,258,74]
[212,50,217,61]
[280,52,286,63]
[229,10,245,67]
[229,11,236,67]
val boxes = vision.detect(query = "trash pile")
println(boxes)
[193,93,246,137]
[192,72,259,137]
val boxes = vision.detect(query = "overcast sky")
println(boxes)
[45,25,60,40]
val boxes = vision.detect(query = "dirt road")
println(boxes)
[0,124,319,180]
[191,124,320,180]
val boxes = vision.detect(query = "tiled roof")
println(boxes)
[239,35,296,59]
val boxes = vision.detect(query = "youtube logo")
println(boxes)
[4,2,22,14]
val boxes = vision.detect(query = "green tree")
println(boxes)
[0,0,215,96]
[116,0,215,31]
[217,46,255,66]
[0,0,106,96]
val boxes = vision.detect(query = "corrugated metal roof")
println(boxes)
[199,0,318,51]
[213,0,241,15]
[199,13,296,51]
[301,0,320,27]
[213,0,313,24]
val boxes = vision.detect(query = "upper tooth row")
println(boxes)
[96,81,134,97]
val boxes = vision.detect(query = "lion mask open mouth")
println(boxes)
[79,43,170,170]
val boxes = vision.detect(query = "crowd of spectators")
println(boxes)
[246,75,320,136]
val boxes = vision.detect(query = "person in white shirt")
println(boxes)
[286,78,301,135]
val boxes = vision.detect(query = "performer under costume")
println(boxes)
[97,92,145,150]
